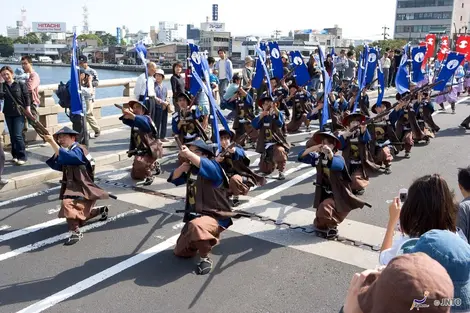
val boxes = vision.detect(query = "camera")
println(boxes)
[399,188,408,204]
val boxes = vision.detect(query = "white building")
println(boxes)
[157,21,185,42]
[200,22,226,32]
[6,27,26,39]
[13,43,67,59]
[125,30,153,45]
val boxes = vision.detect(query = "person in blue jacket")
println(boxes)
[44,127,109,245]
[168,139,236,275]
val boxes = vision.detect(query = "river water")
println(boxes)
[0,64,172,124]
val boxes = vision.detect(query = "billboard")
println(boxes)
[116,27,121,44]
[201,22,225,32]
[212,4,218,21]
[32,22,66,33]
[294,29,328,35]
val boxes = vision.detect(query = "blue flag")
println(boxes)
[70,33,82,115]
[433,52,466,91]
[376,57,385,106]
[188,43,203,96]
[252,42,267,90]
[360,46,369,89]
[254,43,273,98]
[268,42,284,79]
[289,51,310,86]
[135,42,148,98]
[395,44,410,94]
[411,46,426,83]
[321,72,332,131]
[364,47,378,86]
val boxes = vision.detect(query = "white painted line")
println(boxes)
[47,207,61,215]
[250,163,310,192]
[0,225,11,231]
[0,209,141,262]
[15,233,179,313]
[0,218,65,243]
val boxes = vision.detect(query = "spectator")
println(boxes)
[380,51,391,89]
[342,253,454,313]
[391,49,401,87]
[335,49,349,80]
[0,66,33,165]
[0,132,7,185]
[134,62,157,123]
[21,56,41,143]
[324,54,334,77]
[78,55,101,138]
[343,51,357,81]
[207,57,220,100]
[405,230,470,313]
[170,62,185,113]
[458,166,470,242]
[379,174,466,265]
[307,55,322,92]
[387,49,395,88]
[214,49,233,98]
[14,68,29,84]
[281,52,291,75]
[154,69,169,142]
[242,56,254,89]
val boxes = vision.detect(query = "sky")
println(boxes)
[1,0,397,40]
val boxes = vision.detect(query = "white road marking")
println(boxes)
[47,207,61,215]
[0,225,11,231]
[15,234,179,313]
[0,209,141,262]
[0,218,65,243]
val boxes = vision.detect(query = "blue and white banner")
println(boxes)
[433,52,466,91]
[376,58,385,106]
[70,33,82,115]
[289,51,310,86]
[188,43,203,95]
[135,42,148,98]
[253,43,273,98]
[364,47,378,86]
[252,42,268,90]
[411,46,426,83]
[321,72,332,131]
[395,44,410,94]
[268,42,284,80]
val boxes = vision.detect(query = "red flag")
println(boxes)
[424,34,436,58]
[437,36,450,61]
[456,35,470,61]
[419,41,426,47]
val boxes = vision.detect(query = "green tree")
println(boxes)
[13,32,41,44]
[41,33,51,43]
[0,35,14,57]
[77,34,103,46]
[98,33,117,46]
[370,39,408,53]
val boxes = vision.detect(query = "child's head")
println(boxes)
[458,167,470,197]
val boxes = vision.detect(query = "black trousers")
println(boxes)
[154,105,168,139]
[70,114,85,144]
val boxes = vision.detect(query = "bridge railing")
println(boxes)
[0,69,242,144]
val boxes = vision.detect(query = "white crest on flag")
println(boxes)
[191,51,201,64]
[293,56,303,65]
[271,47,280,59]
[447,59,459,70]
[459,40,468,49]
[400,55,407,67]
[368,53,377,63]
[414,52,425,63]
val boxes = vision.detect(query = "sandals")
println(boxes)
[98,206,109,221]
[196,257,213,275]
[64,231,83,246]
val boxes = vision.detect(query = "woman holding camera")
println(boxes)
[379,174,467,265]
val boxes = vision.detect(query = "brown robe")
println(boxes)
[128,115,163,180]
[342,131,381,179]
[313,154,368,220]
[174,109,205,145]
[395,109,424,141]
[368,119,403,157]
[287,92,312,132]
[415,102,439,135]
[232,97,259,145]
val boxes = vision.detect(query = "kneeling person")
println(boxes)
[217,129,266,206]
[44,127,110,245]
[168,139,236,275]
[120,99,162,182]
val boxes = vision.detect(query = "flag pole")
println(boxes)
[75,37,89,147]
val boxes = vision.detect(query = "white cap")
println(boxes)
[155,69,165,77]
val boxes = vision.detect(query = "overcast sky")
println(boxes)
[2,0,397,40]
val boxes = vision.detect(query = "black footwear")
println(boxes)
[278,172,285,180]
[99,206,109,221]
[64,231,83,246]
[196,257,213,275]
[404,152,411,159]
[385,166,392,175]
[460,123,470,130]
[155,162,161,175]
[315,228,338,240]
[232,196,240,207]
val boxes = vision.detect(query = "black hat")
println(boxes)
[186,139,215,157]
[371,100,392,114]
[177,92,191,103]
[232,73,242,81]
[342,108,366,126]
[219,129,235,139]
[127,99,149,112]
[78,55,88,63]
[53,126,79,141]
[312,130,341,150]
[350,84,360,92]
[258,93,273,107]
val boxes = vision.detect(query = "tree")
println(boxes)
[77,34,103,46]
[97,33,117,46]
[0,36,14,57]
[41,33,51,43]
[13,32,41,44]
[370,39,408,53]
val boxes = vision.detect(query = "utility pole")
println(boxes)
[381,25,390,40]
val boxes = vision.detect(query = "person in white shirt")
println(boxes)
[379,174,467,266]
[380,50,391,89]
[134,62,157,123]
[214,49,233,98]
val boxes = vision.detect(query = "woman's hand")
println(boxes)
[343,269,379,313]
[388,197,401,223]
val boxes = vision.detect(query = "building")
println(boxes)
[199,30,231,56]
[150,26,158,44]
[6,26,26,39]
[13,43,67,60]
[187,24,201,41]
[292,25,350,48]
[200,21,226,32]
[157,22,185,42]
[394,0,470,42]
[124,31,152,45]
[147,43,188,62]
[239,40,318,60]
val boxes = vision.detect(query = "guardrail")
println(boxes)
[0,70,242,145]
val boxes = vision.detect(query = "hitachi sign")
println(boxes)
[32,22,66,33]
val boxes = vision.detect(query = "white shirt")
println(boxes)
[134,73,156,97]
[218,59,227,80]
[381,57,391,69]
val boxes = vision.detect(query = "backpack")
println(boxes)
[56,81,71,109]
